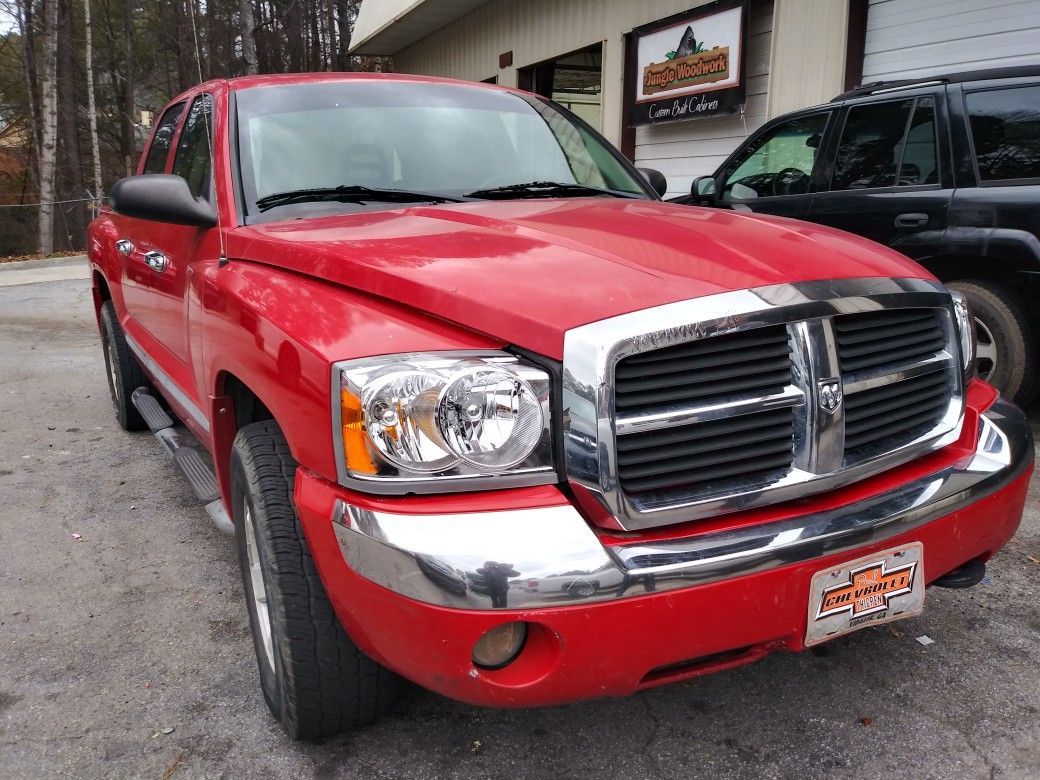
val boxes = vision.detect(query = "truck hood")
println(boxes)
[228,199,932,359]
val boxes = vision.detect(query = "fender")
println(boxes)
[192,259,503,494]
[937,227,1040,274]
[86,212,127,323]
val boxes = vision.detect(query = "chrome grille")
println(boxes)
[837,309,955,462]
[844,370,952,455]
[835,309,946,373]
[617,407,795,494]
[615,326,792,410]
[563,279,965,532]
[615,326,794,493]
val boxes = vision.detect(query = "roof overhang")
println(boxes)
[350,0,491,56]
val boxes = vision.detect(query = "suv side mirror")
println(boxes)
[691,175,717,201]
[109,174,217,228]
[637,167,667,197]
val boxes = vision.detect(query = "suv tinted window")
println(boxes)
[172,94,213,198]
[720,112,829,201]
[831,98,937,190]
[966,85,1040,182]
[899,99,937,185]
[142,103,185,174]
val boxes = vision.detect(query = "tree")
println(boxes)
[239,0,258,75]
[37,0,59,255]
[84,0,103,202]
[336,0,352,70]
[120,0,135,176]
[0,0,382,255]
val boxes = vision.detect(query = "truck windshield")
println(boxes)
[234,80,650,220]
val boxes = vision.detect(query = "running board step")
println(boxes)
[132,388,175,433]
[131,388,234,536]
[173,447,221,503]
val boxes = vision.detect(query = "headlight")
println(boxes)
[334,352,555,492]
[950,291,976,378]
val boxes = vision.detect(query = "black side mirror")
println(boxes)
[637,167,667,197]
[109,174,217,228]
[691,175,717,201]
[805,133,821,149]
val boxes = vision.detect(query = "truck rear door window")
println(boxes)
[172,94,213,198]
[142,102,185,174]
[966,85,1040,183]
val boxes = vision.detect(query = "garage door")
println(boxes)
[862,0,1040,82]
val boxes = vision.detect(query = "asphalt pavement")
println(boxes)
[1,262,1039,779]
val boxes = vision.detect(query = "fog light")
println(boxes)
[472,622,528,669]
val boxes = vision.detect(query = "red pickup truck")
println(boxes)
[88,73,1034,740]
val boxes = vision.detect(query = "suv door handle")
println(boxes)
[895,212,929,228]
[143,250,169,273]
[115,238,133,256]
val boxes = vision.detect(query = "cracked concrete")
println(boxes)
[1,273,1038,779]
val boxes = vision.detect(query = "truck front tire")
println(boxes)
[99,301,150,431]
[948,279,1038,406]
[230,420,398,740]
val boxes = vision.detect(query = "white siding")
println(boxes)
[394,0,730,152]
[634,1,774,198]
[863,0,1040,81]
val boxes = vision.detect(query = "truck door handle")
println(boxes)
[895,213,929,227]
[116,238,133,256]
[143,250,169,273]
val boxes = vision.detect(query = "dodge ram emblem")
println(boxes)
[818,378,843,413]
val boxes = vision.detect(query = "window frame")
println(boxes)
[826,95,941,194]
[716,107,835,203]
[139,101,187,175]
[962,81,1040,188]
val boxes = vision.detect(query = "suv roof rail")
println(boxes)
[831,64,1040,102]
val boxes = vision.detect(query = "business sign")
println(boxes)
[630,2,746,126]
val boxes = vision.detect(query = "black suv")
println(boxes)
[674,66,1040,405]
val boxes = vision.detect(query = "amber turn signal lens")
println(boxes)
[472,622,527,670]
[340,387,377,475]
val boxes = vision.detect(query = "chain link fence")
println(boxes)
[0,199,98,259]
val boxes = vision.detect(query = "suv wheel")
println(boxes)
[231,420,398,740]
[948,279,1038,405]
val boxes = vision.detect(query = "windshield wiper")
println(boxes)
[465,181,640,200]
[255,185,465,212]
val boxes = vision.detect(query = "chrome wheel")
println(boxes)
[974,315,998,381]
[243,500,276,672]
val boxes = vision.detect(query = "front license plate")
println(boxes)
[805,542,924,646]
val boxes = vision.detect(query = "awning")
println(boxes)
[350,0,491,56]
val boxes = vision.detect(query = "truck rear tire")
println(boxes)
[948,280,1038,406]
[230,420,398,740]
[99,301,150,431]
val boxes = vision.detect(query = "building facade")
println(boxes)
[351,0,1040,198]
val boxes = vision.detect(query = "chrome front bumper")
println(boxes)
[331,397,1033,611]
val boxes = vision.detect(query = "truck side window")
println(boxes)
[966,85,1040,183]
[142,103,185,174]
[719,112,830,202]
[172,94,213,198]
[832,99,918,190]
